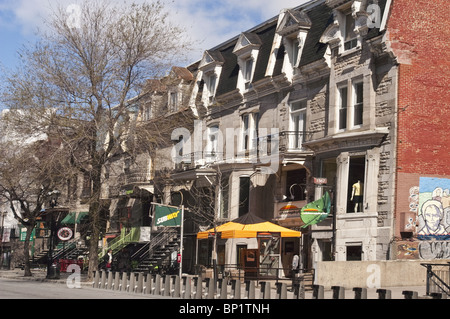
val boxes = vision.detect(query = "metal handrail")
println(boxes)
[421,263,450,296]
[203,263,314,285]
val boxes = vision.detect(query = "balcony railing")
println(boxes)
[172,131,310,171]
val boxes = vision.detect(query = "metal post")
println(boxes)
[179,205,184,279]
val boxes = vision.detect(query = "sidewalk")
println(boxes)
[0,268,433,299]
[0,268,91,287]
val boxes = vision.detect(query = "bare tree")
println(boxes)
[0,115,68,276]
[1,0,191,279]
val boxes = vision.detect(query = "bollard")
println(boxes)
[219,278,228,299]
[331,286,345,299]
[205,278,216,299]
[120,272,127,291]
[152,274,161,295]
[276,282,287,299]
[353,287,367,299]
[293,281,305,299]
[93,270,100,288]
[192,276,202,299]
[376,289,391,299]
[182,276,192,299]
[260,281,271,299]
[128,273,136,292]
[244,280,256,299]
[171,275,180,298]
[136,273,144,294]
[106,271,113,289]
[113,272,121,291]
[312,285,324,299]
[402,290,418,299]
[430,292,447,299]
[162,275,171,296]
[230,279,241,299]
[144,274,152,294]
[100,270,107,289]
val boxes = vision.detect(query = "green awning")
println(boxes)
[61,212,89,224]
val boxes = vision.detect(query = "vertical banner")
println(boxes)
[153,204,182,227]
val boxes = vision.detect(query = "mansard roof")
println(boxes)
[299,2,334,67]
[194,0,389,99]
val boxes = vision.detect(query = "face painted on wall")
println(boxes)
[422,203,442,231]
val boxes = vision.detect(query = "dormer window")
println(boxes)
[276,9,311,81]
[199,50,224,106]
[320,1,370,54]
[233,33,261,92]
[344,11,358,50]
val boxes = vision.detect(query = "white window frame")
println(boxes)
[352,81,364,127]
[169,91,179,113]
[240,112,259,153]
[206,124,220,163]
[206,73,217,104]
[289,100,307,149]
[338,85,348,131]
[343,11,358,51]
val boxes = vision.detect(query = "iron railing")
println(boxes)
[421,263,450,296]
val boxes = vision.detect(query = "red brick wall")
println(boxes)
[387,0,450,176]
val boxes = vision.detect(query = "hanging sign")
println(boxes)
[153,204,182,227]
[57,227,73,241]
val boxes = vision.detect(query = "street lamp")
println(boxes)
[46,190,61,279]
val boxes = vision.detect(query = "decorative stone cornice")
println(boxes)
[303,127,389,154]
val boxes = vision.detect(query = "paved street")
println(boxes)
[0,277,163,299]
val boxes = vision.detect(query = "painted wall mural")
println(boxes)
[396,176,450,260]
[417,177,450,240]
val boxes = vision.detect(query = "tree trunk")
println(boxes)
[23,225,33,277]
[87,166,103,281]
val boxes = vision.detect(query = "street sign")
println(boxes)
[314,177,328,185]
[57,227,73,241]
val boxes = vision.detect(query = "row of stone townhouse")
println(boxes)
[21,0,445,284]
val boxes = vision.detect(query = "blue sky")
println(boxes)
[0,0,310,71]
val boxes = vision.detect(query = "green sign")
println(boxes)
[19,227,35,242]
[154,204,181,227]
[300,191,331,228]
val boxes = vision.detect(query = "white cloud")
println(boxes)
[1,0,311,65]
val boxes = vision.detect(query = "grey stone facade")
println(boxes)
[103,0,401,273]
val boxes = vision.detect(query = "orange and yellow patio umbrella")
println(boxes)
[196,213,301,239]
